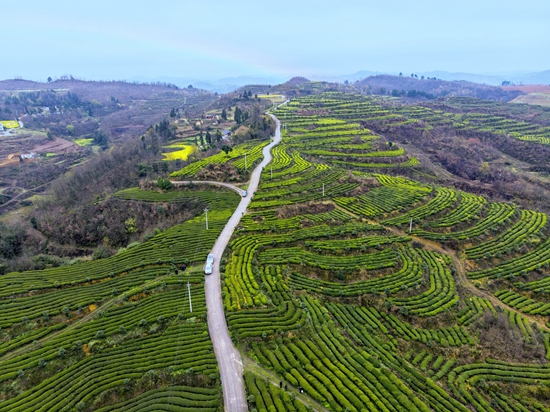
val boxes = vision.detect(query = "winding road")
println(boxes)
[205,113,282,411]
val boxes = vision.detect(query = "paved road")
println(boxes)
[205,113,282,411]
[171,180,243,196]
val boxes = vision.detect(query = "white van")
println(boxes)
[204,263,213,275]
[205,253,214,275]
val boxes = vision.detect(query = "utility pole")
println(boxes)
[271,165,273,179]
[244,153,247,170]
[187,282,193,313]
[409,217,413,234]
[322,183,325,197]
[205,208,209,230]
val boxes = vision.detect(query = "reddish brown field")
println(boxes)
[33,137,79,154]
[0,137,79,168]
[502,85,550,93]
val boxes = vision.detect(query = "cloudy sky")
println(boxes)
[2,0,549,82]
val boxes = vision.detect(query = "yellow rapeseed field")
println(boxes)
[0,120,19,129]
[74,138,94,146]
[162,144,198,161]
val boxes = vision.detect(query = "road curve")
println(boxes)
[171,180,243,196]
[205,113,282,412]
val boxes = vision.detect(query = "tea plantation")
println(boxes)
[226,95,550,412]
[3,92,550,411]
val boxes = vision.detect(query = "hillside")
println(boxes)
[357,74,523,102]
[0,78,216,216]
[504,85,550,108]
[0,78,213,140]
[3,87,550,411]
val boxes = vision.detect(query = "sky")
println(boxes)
[1,0,549,82]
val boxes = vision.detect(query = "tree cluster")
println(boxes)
[391,89,436,99]
[157,177,172,190]
[93,130,109,149]
[0,222,26,261]
[34,197,202,250]
[154,119,177,140]
[239,90,254,100]
[234,107,249,124]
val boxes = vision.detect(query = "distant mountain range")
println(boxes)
[311,70,550,87]
[125,70,550,93]
[128,75,288,93]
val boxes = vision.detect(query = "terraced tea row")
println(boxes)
[289,246,422,296]
[334,181,431,218]
[288,92,550,146]
[114,187,238,204]
[240,208,352,232]
[411,202,516,241]
[170,140,269,178]
[448,360,550,411]
[272,96,420,169]
[0,188,239,410]
[95,386,220,412]
[428,193,486,228]
[382,187,457,226]
[244,372,308,412]
[0,279,218,412]
[465,210,547,259]
[495,290,550,316]
[232,96,550,412]
[468,236,550,280]
[0,208,235,298]
[223,223,384,310]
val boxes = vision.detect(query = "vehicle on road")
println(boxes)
[241,190,247,197]
[205,253,214,275]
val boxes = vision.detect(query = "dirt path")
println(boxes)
[335,198,547,330]
[385,224,550,330]
[333,203,360,219]
[171,180,244,196]
[0,180,52,213]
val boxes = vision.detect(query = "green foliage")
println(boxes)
[156,177,172,190]
[0,222,26,260]
[5,91,550,412]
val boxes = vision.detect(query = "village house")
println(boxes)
[222,129,232,140]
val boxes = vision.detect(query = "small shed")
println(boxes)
[222,129,232,139]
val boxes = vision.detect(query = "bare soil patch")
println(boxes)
[33,137,79,154]
[502,85,550,93]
